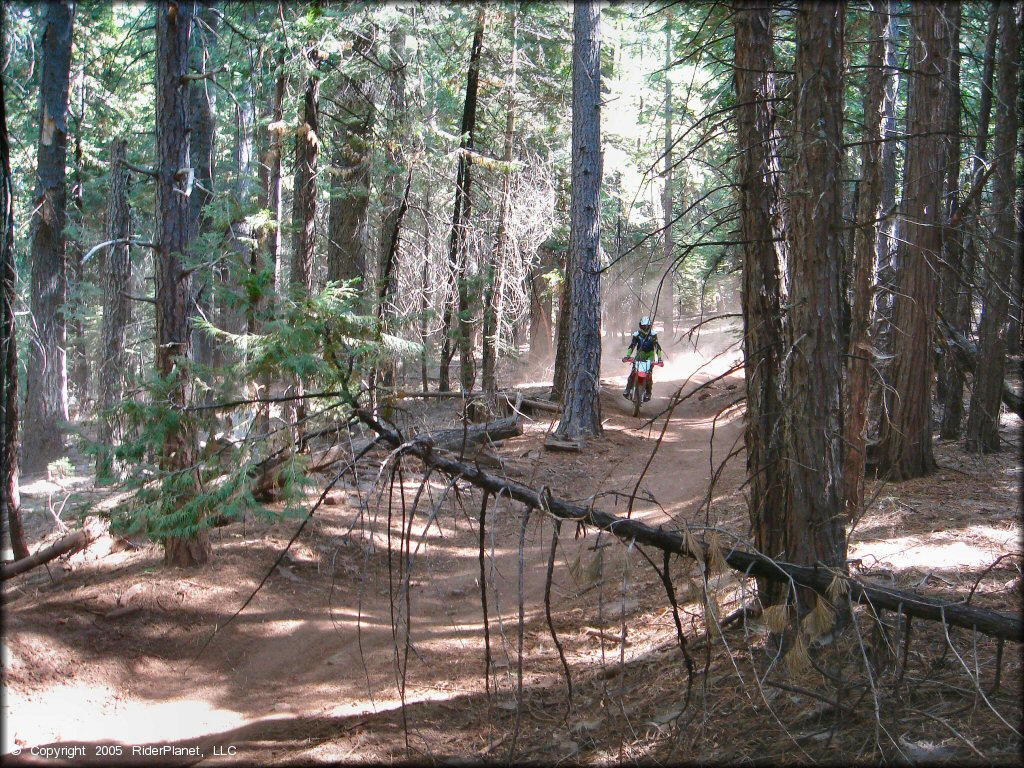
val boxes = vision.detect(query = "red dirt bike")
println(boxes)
[623,357,664,417]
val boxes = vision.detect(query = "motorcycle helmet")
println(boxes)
[639,316,652,333]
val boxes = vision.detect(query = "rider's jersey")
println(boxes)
[625,330,663,362]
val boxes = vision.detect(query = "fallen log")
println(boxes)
[502,392,560,414]
[1,522,101,580]
[937,317,1024,418]
[411,413,522,453]
[357,409,1023,643]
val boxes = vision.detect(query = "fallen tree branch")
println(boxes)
[937,316,1024,418]
[1,522,101,580]
[355,408,1023,643]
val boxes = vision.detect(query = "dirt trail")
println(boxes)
[3,338,749,764]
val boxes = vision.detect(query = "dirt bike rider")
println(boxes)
[622,316,664,402]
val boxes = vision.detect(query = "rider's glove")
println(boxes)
[657,361,664,367]
[622,356,632,363]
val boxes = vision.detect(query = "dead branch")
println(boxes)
[356,408,1024,643]
[937,315,1024,418]
[1,522,101,579]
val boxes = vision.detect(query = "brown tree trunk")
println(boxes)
[68,70,88,406]
[189,0,218,369]
[253,47,286,438]
[260,47,286,300]
[1,22,28,559]
[877,2,953,479]
[378,24,407,327]
[439,10,485,392]
[482,8,519,399]
[733,0,788,605]
[529,248,554,366]
[326,25,374,287]
[784,1,847,606]
[935,3,961,411]
[867,2,901,435]
[551,246,571,402]
[661,11,675,341]
[96,139,132,481]
[226,7,257,346]
[842,1,888,523]
[155,0,209,566]
[555,1,603,441]
[291,66,320,297]
[965,3,1020,454]
[23,1,74,475]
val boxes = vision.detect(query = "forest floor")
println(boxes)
[2,327,1022,765]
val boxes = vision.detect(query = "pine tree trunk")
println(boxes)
[226,9,256,345]
[877,2,953,479]
[189,0,218,368]
[555,1,603,441]
[529,248,554,366]
[260,47,286,300]
[96,138,132,481]
[844,1,892,521]
[551,246,571,402]
[378,25,407,326]
[937,1,978,438]
[965,3,1020,453]
[784,1,847,604]
[661,12,675,341]
[326,25,374,286]
[867,3,901,437]
[937,4,965,438]
[439,10,485,392]
[733,0,788,605]
[482,8,519,399]
[949,2,997,427]
[23,1,74,475]
[68,71,88,406]
[155,0,209,567]
[1,26,29,559]
[253,47,286,439]
[291,68,319,297]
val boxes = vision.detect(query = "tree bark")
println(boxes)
[965,3,1020,453]
[155,0,209,566]
[935,3,961,414]
[0,21,28,559]
[661,11,675,341]
[733,1,788,605]
[439,10,485,392]
[96,138,133,481]
[0,524,100,580]
[377,24,407,323]
[68,69,88,406]
[843,1,888,523]
[877,2,953,479]
[260,46,286,300]
[937,1,987,438]
[528,248,554,366]
[188,0,218,368]
[23,1,74,475]
[326,24,374,287]
[555,1,603,441]
[784,1,847,605]
[551,246,571,403]
[867,2,901,434]
[482,8,519,399]
[291,62,320,297]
